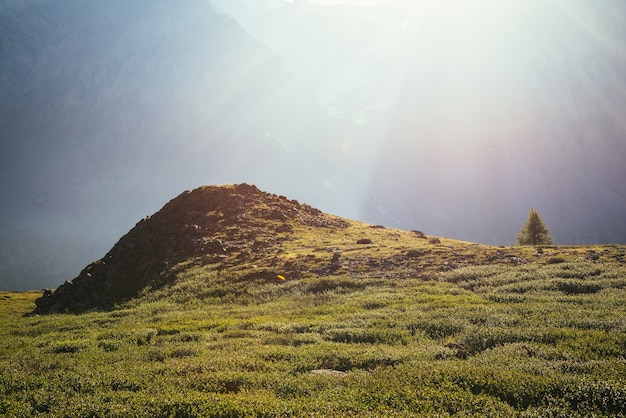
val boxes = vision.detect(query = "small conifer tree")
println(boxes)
[516,208,553,246]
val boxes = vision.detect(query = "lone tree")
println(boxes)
[516,208,553,246]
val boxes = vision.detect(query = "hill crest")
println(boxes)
[34,183,572,314]
[33,184,349,313]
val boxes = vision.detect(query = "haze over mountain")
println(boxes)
[0,0,363,290]
[1,0,626,290]
[212,0,626,242]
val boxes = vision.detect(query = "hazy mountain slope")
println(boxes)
[211,0,626,245]
[0,0,343,291]
[367,0,626,244]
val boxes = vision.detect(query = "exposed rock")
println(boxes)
[201,239,227,254]
[412,230,427,239]
[33,184,349,314]
[588,251,600,262]
[329,252,342,274]
[405,250,424,259]
[275,224,293,233]
[428,238,441,245]
[357,239,373,245]
[486,250,528,265]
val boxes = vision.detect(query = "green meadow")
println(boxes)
[1,250,626,416]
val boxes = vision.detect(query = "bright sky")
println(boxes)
[293,0,394,5]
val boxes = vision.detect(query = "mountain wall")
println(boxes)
[0,0,346,290]
[212,0,626,245]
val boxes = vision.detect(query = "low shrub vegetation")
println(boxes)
[1,250,625,416]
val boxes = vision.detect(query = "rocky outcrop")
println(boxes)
[33,184,347,314]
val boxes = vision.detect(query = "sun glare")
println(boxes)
[298,0,394,5]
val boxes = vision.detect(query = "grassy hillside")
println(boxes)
[1,185,625,416]
[2,251,626,415]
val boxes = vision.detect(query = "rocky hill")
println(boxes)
[33,184,334,313]
[36,183,543,314]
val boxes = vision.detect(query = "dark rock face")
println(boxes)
[412,231,427,239]
[329,252,342,274]
[33,184,344,314]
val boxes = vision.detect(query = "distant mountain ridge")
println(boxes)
[211,0,626,245]
[0,0,337,291]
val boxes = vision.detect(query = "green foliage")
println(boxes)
[517,208,553,246]
[1,249,626,416]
